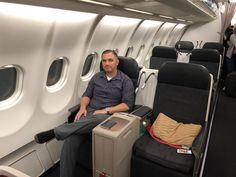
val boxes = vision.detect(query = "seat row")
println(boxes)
[68,55,213,177]
[149,44,222,86]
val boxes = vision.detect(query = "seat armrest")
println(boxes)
[68,104,80,123]
[192,123,208,177]
[192,123,207,158]
[130,105,152,118]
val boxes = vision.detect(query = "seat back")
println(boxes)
[175,41,194,63]
[202,42,224,56]
[151,62,212,125]
[189,48,221,82]
[175,40,194,53]
[149,46,177,69]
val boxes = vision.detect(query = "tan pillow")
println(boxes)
[152,113,202,146]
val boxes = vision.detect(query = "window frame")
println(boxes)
[46,56,69,92]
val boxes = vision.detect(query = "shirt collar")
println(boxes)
[100,70,122,80]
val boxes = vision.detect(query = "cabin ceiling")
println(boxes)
[2,0,223,24]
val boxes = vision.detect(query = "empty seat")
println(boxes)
[175,41,194,53]
[175,41,194,63]
[131,62,213,177]
[189,49,221,83]
[149,46,177,69]
[202,42,224,56]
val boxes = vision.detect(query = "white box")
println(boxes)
[92,113,140,177]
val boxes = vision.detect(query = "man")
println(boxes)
[34,49,135,177]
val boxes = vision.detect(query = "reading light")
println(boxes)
[79,0,112,7]
[124,8,154,15]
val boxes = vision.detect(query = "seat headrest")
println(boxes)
[175,41,194,52]
[100,56,140,86]
[152,46,177,59]
[203,42,224,55]
[190,49,220,63]
[225,72,236,97]
[158,62,210,90]
[117,56,140,79]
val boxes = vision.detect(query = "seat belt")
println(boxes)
[146,125,183,149]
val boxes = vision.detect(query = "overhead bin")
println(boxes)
[2,0,218,23]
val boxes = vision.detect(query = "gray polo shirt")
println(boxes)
[82,70,134,114]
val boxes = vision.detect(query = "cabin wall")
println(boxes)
[181,16,222,48]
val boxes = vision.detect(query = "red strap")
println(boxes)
[99,172,107,177]
[146,125,182,149]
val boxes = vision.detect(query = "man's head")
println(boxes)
[101,49,119,75]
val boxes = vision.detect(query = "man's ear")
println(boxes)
[116,58,119,66]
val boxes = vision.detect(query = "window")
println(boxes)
[81,53,95,76]
[81,53,98,80]
[47,57,68,89]
[125,46,133,57]
[0,66,17,101]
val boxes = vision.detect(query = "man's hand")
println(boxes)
[93,109,106,115]
[74,109,87,121]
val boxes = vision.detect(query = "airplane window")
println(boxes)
[0,66,16,101]
[81,53,95,76]
[125,46,133,57]
[47,58,63,86]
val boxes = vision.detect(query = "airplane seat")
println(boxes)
[175,41,194,63]
[67,56,141,176]
[131,62,213,177]
[175,41,194,53]
[225,71,236,97]
[189,49,221,85]
[202,42,224,56]
[149,46,177,69]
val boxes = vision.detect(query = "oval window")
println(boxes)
[0,66,17,101]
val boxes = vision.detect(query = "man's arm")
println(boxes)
[93,103,129,115]
[74,96,90,121]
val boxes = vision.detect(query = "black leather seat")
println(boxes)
[189,49,221,83]
[175,41,194,53]
[202,42,224,56]
[149,46,177,69]
[131,62,212,177]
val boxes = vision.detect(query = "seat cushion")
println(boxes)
[133,133,194,173]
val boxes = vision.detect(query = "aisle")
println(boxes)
[203,91,236,177]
